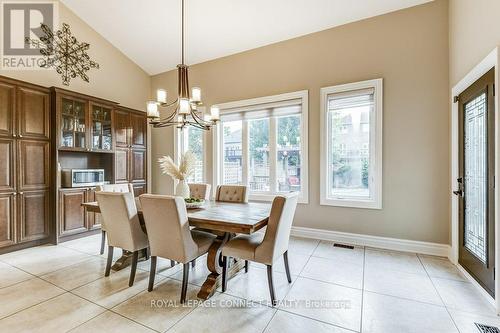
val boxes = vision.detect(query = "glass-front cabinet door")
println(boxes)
[60,97,87,150]
[90,103,113,151]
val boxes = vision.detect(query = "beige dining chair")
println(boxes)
[215,185,248,203]
[139,194,216,303]
[96,191,149,287]
[221,192,299,305]
[95,183,135,255]
[188,183,211,200]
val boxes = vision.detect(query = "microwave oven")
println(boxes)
[61,169,105,188]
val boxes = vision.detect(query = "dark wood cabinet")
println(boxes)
[0,82,15,137]
[0,192,16,247]
[113,107,147,193]
[18,190,49,242]
[90,102,113,152]
[0,76,53,253]
[59,188,87,236]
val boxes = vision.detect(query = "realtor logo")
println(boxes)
[1,0,58,69]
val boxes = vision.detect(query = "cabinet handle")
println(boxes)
[18,192,23,195]
[18,134,23,138]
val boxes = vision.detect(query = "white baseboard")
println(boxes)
[291,226,451,258]
[457,264,496,309]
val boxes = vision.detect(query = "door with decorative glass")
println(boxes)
[456,68,495,296]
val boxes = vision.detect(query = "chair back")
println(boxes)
[188,183,211,200]
[215,185,248,203]
[96,183,134,193]
[95,192,148,251]
[139,194,198,263]
[255,192,299,264]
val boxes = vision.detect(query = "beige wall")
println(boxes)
[151,0,450,244]
[0,2,150,110]
[449,0,500,87]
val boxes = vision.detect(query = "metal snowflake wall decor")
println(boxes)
[25,23,100,86]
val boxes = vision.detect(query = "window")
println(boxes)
[175,110,206,184]
[320,79,382,209]
[214,91,308,203]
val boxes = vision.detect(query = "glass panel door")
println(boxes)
[91,105,112,151]
[61,98,86,149]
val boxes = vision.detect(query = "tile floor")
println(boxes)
[0,234,497,333]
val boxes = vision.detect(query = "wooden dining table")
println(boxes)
[82,199,271,300]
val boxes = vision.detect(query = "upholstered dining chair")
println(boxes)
[221,192,299,305]
[215,185,248,203]
[139,194,216,303]
[96,191,149,287]
[188,183,211,200]
[95,183,135,255]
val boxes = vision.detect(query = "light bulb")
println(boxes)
[156,89,167,103]
[191,87,201,102]
[146,101,159,118]
[210,106,220,121]
[179,98,190,115]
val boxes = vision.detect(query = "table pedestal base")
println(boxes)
[111,249,148,271]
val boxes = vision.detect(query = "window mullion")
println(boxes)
[269,116,277,193]
[242,120,249,186]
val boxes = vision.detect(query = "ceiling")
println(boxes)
[61,0,432,75]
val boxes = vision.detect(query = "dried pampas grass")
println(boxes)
[158,151,196,181]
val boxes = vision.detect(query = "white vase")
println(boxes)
[175,179,190,198]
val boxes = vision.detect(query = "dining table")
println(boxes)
[82,199,272,300]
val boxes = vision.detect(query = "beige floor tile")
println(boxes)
[362,292,458,333]
[0,245,93,276]
[432,278,497,316]
[72,269,159,309]
[283,277,362,332]
[137,257,182,277]
[312,241,364,263]
[301,255,363,289]
[170,260,212,287]
[365,248,426,275]
[60,234,104,255]
[449,309,500,333]
[113,278,199,332]
[419,256,466,281]
[224,266,295,304]
[264,310,351,333]
[254,252,310,276]
[169,293,275,333]
[364,266,443,305]
[0,261,32,288]
[40,257,107,290]
[288,237,320,256]
[69,311,156,333]
[0,293,105,333]
[0,278,64,319]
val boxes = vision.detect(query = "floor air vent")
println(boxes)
[476,323,500,333]
[333,243,354,250]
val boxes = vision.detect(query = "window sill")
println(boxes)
[250,192,308,204]
[320,197,381,210]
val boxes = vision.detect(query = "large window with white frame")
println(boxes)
[214,91,309,203]
[320,79,383,209]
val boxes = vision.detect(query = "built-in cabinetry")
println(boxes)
[0,78,53,253]
[114,107,147,197]
[58,187,100,237]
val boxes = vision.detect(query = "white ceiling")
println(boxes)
[61,0,432,75]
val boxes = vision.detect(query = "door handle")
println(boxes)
[453,190,463,196]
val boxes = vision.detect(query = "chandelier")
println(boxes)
[146,0,219,130]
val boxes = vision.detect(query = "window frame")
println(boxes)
[213,90,309,204]
[173,107,208,189]
[320,79,383,209]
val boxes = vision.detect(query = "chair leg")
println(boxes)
[222,256,228,292]
[266,265,277,306]
[191,258,196,268]
[244,260,249,273]
[145,247,150,261]
[283,251,292,283]
[180,263,190,303]
[148,256,157,292]
[100,230,106,255]
[105,246,114,277]
[170,260,176,267]
[129,251,139,287]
